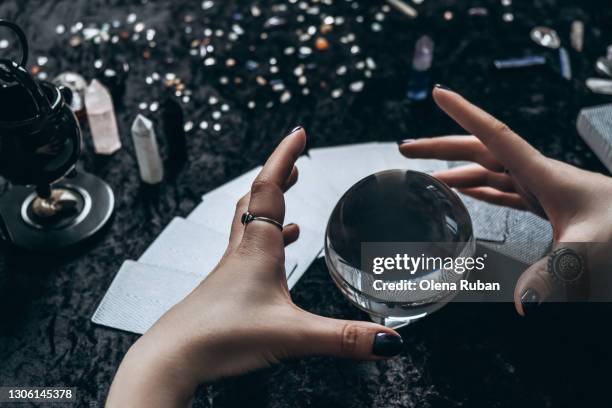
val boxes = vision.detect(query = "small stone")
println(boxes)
[264,16,287,29]
[595,58,612,78]
[530,26,560,49]
[299,46,313,56]
[315,37,329,51]
[280,91,292,103]
[349,81,364,92]
[468,7,488,16]
[320,24,333,34]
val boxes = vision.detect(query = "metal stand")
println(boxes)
[0,171,114,251]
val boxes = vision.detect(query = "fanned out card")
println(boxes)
[308,143,389,197]
[286,225,325,289]
[577,103,612,174]
[187,191,237,237]
[375,142,449,174]
[480,209,552,265]
[94,142,554,334]
[203,166,262,201]
[138,217,229,277]
[92,260,202,334]
[139,217,297,278]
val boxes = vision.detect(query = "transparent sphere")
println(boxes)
[325,170,475,328]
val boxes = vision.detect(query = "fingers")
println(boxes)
[283,166,299,192]
[283,223,300,246]
[432,87,549,187]
[433,164,516,192]
[226,193,251,254]
[513,257,553,316]
[458,187,528,211]
[399,135,503,172]
[293,312,403,360]
[241,127,306,253]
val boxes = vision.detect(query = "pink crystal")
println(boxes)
[85,79,122,155]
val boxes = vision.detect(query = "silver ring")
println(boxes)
[548,247,585,284]
[241,211,283,231]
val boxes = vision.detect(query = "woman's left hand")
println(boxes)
[106,127,403,408]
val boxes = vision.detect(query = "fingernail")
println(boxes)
[521,288,541,315]
[397,138,415,145]
[289,126,303,134]
[372,333,403,357]
[434,84,453,92]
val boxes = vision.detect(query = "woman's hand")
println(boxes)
[107,127,403,408]
[398,85,612,316]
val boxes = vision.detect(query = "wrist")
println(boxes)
[107,331,200,407]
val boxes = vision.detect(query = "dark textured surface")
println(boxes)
[0,0,612,407]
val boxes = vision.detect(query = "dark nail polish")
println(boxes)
[372,333,403,357]
[521,288,541,315]
[290,126,303,134]
[397,138,415,145]
[434,83,453,91]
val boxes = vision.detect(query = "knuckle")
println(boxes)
[485,172,502,189]
[235,194,249,210]
[492,120,512,136]
[251,178,277,195]
[340,323,361,355]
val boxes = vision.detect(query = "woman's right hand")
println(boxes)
[398,85,612,315]
[107,128,403,408]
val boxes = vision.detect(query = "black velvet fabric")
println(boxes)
[1,0,611,406]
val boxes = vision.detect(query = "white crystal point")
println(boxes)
[131,114,164,184]
[85,79,122,155]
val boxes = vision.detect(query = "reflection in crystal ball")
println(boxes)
[325,170,475,326]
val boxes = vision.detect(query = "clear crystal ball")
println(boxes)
[325,169,475,327]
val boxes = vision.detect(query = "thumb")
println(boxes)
[294,312,403,359]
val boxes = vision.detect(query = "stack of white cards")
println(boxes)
[577,103,612,174]
[93,142,553,334]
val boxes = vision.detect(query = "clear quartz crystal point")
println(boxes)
[412,35,434,71]
[131,114,164,184]
[85,79,122,155]
[586,78,612,95]
[595,58,612,78]
[570,21,584,52]
[406,35,434,101]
